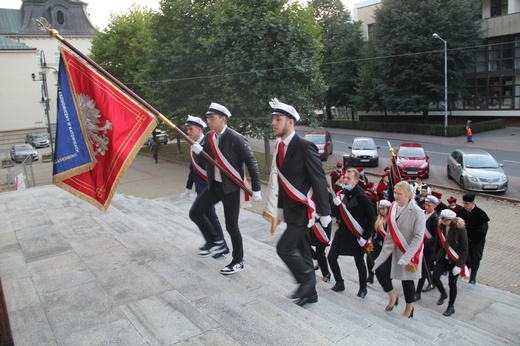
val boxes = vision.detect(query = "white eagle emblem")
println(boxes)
[77,94,113,156]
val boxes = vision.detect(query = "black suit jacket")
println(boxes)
[278,134,330,225]
[201,128,261,194]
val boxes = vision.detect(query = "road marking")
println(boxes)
[503,160,520,164]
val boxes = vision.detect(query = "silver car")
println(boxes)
[447,149,507,192]
[348,137,380,167]
[10,144,39,163]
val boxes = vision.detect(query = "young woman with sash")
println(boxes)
[367,199,391,283]
[373,181,425,318]
[432,209,469,317]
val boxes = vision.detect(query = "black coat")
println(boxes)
[331,184,376,256]
[457,205,490,244]
[186,138,208,194]
[201,127,261,194]
[278,135,331,225]
[434,218,469,268]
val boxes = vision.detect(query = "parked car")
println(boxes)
[10,144,39,163]
[304,130,333,161]
[146,130,169,146]
[25,133,50,148]
[396,142,430,179]
[348,137,379,167]
[447,148,508,192]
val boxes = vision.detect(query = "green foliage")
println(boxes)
[142,0,325,139]
[360,0,483,116]
[309,0,365,116]
[89,5,156,99]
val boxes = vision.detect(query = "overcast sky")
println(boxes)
[0,0,357,30]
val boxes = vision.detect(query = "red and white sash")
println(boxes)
[377,223,387,239]
[388,202,423,267]
[437,227,469,277]
[276,142,329,244]
[209,130,251,204]
[424,213,434,239]
[189,149,207,182]
[339,203,364,240]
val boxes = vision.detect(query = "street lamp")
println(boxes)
[31,50,57,158]
[432,33,448,137]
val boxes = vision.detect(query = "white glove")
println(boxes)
[185,188,191,201]
[333,196,342,206]
[397,258,408,266]
[277,208,284,221]
[191,142,203,154]
[452,266,461,276]
[252,190,262,202]
[319,215,332,228]
[357,238,367,247]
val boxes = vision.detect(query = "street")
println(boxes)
[296,125,520,202]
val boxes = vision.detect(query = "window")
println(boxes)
[490,0,508,17]
[57,10,65,25]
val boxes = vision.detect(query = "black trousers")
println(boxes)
[432,257,459,307]
[468,240,485,281]
[189,182,242,261]
[277,222,315,289]
[313,242,330,277]
[328,247,367,289]
[375,255,415,304]
[416,239,434,292]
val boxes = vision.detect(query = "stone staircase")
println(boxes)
[1,186,518,345]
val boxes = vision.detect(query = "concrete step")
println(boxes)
[0,185,518,345]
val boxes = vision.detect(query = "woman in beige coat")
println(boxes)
[373,181,425,318]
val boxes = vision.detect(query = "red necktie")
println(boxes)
[277,141,285,168]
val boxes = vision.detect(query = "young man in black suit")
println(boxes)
[271,101,331,306]
[184,115,227,258]
[190,103,262,275]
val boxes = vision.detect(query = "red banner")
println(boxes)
[54,47,156,211]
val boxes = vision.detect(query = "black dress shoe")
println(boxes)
[290,286,303,300]
[443,305,455,317]
[422,285,434,293]
[413,292,421,302]
[331,281,345,292]
[437,293,448,306]
[367,272,374,284]
[295,293,318,307]
[469,279,476,285]
[357,288,367,299]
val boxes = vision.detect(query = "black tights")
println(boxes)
[375,255,416,304]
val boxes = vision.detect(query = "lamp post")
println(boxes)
[32,50,57,158]
[432,33,448,137]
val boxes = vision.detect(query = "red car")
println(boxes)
[396,143,430,179]
[304,131,333,161]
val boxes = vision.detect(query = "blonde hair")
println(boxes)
[394,181,413,200]
[375,211,388,232]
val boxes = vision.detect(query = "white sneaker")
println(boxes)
[220,261,244,275]
[199,242,225,257]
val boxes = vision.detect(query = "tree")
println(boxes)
[89,6,156,99]
[368,0,483,122]
[147,0,325,166]
[309,0,364,120]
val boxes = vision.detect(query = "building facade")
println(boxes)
[352,0,520,120]
[0,0,95,144]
